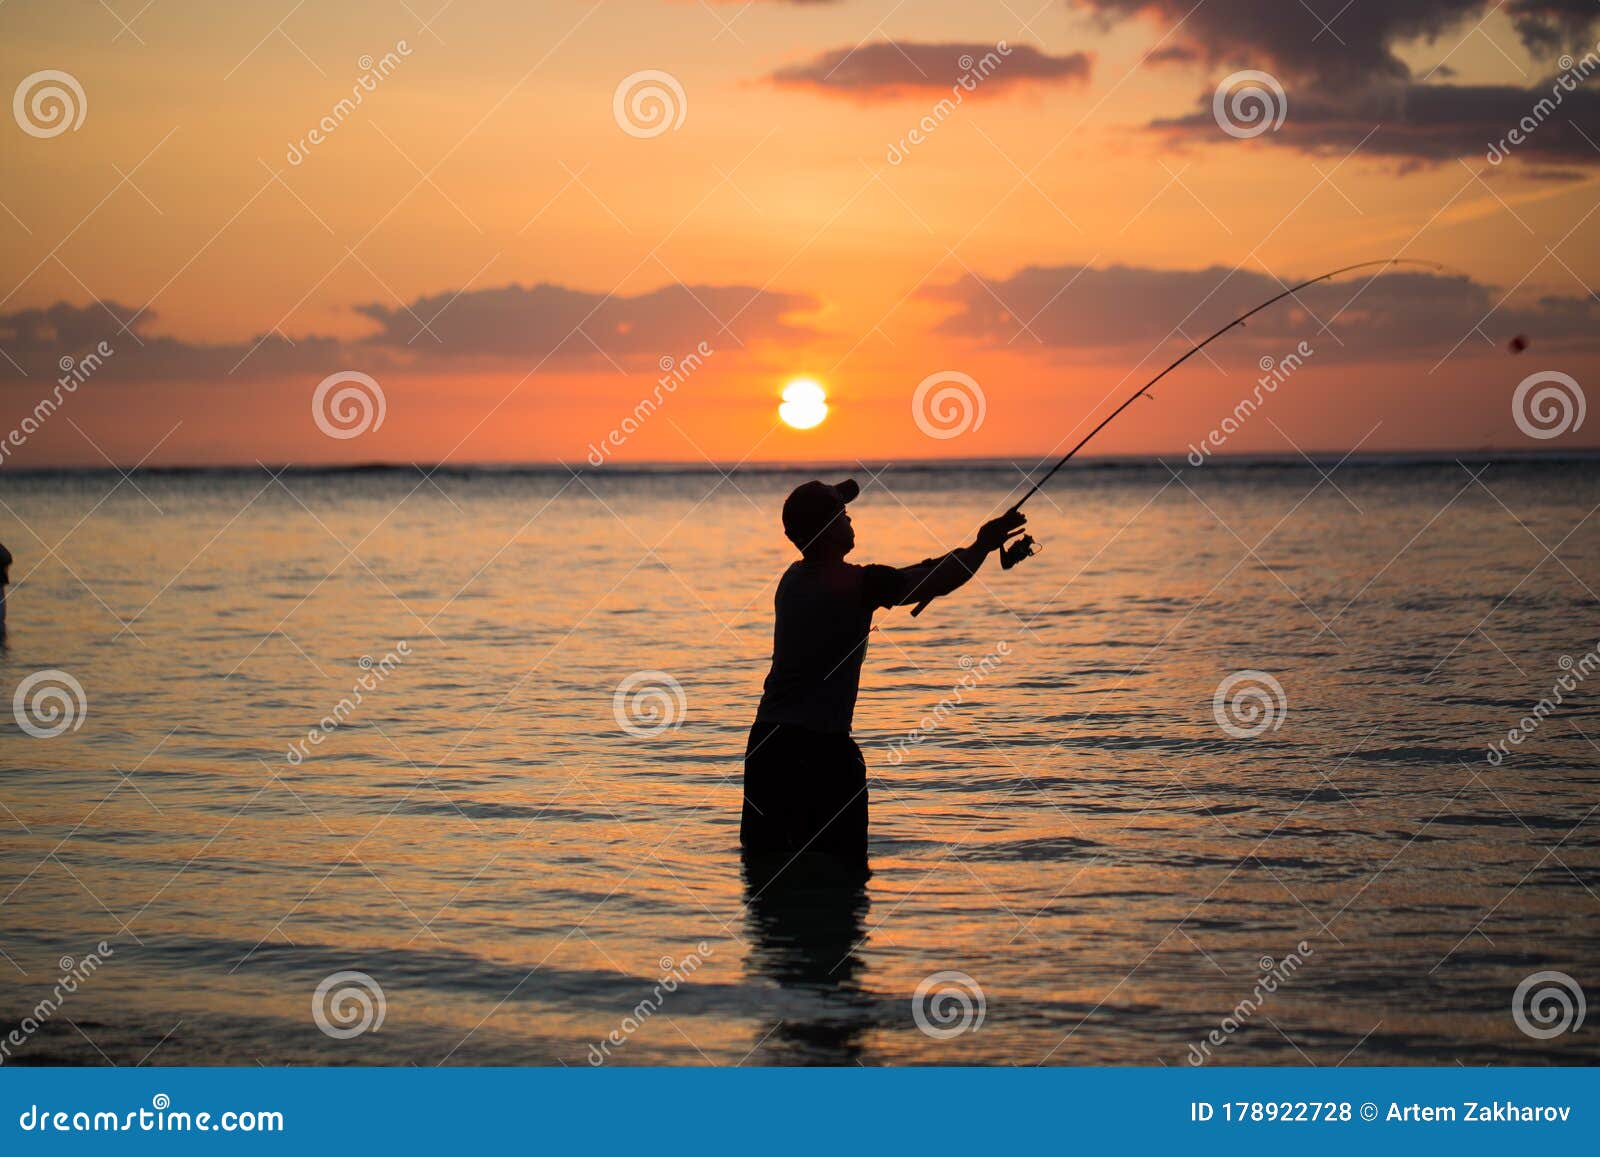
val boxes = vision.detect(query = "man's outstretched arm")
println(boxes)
[887,510,1026,607]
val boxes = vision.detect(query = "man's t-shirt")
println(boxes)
[754,559,907,735]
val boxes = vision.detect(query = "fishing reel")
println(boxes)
[999,533,1040,570]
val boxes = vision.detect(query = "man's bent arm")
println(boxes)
[891,542,991,606]
[886,510,1026,608]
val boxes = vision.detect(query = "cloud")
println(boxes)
[1509,0,1600,54]
[924,262,1600,359]
[1071,2,1600,165]
[1153,77,1600,165]
[1070,1,1596,85]
[354,282,815,360]
[0,301,343,384]
[769,40,1092,100]
[1146,45,1201,66]
[0,282,818,385]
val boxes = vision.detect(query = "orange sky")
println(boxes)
[1,0,1597,467]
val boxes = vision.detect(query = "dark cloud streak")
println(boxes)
[925,263,1600,359]
[1153,78,1600,165]
[0,282,819,385]
[769,40,1092,100]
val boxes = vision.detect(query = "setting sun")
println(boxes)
[778,379,829,430]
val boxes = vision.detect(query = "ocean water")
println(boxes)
[0,457,1597,1066]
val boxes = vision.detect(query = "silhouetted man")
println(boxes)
[742,479,1024,872]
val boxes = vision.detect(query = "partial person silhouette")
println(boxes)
[0,540,11,636]
[741,479,1024,875]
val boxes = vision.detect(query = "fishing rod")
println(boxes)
[910,257,1446,617]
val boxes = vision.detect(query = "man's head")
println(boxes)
[781,478,860,559]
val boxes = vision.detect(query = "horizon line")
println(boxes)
[2,445,1597,477]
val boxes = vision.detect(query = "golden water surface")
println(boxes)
[1,460,1597,1065]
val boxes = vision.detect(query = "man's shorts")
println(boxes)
[741,720,868,866]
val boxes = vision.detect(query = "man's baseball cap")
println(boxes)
[781,478,860,548]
